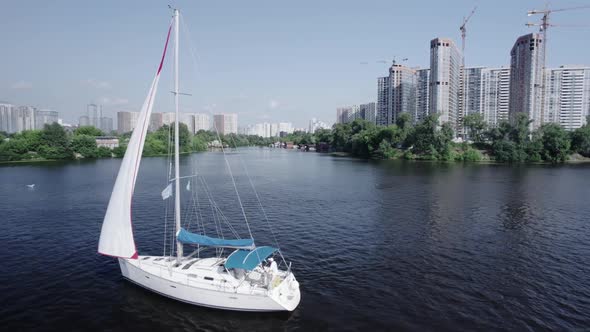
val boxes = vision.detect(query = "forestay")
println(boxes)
[98,22,173,259]
[176,228,255,249]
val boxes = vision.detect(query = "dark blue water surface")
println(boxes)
[1,149,590,331]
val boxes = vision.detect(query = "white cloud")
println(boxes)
[97,96,129,106]
[11,81,33,89]
[82,79,111,89]
[268,99,280,109]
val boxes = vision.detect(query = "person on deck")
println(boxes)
[268,257,278,274]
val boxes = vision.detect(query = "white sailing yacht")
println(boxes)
[98,9,300,312]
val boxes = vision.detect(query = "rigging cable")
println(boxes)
[181,12,254,241]
[225,135,288,266]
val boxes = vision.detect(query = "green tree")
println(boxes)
[315,128,332,145]
[192,135,208,152]
[39,123,71,159]
[375,139,398,159]
[331,123,353,152]
[71,135,98,158]
[351,126,379,158]
[571,124,590,157]
[492,139,517,162]
[0,138,29,161]
[97,146,113,158]
[74,126,103,136]
[463,113,487,144]
[539,123,570,163]
[509,114,532,146]
[525,131,543,162]
[409,114,438,156]
[395,112,414,147]
[113,145,127,158]
[436,122,455,161]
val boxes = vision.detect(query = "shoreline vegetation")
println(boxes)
[0,123,274,164]
[282,113,590,164]
[2,113,590,165]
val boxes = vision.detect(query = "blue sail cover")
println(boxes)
[176,228,255,249]
[224,246,278,271]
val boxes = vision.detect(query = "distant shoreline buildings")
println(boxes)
[0,102,60,133]
[240,122,294,137]
[79,104,113,133]
[117,111,217,134]
[338,32,590,136]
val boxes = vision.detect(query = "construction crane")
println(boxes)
[460,6,477,57]
[361,57,408,66]
[459,6,476,138]
[526,5,590,58]
[526,5,590,125]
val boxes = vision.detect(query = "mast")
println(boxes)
[173,8,183,262]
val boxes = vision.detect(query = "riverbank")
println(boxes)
[327,149,590,164]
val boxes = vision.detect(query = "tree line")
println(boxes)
[3,114,588,163]
[0,123,274,162]
[283,113,590,163]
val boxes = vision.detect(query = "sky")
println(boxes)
[1,0,590,128]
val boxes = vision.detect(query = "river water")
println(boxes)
[1,148,589,331]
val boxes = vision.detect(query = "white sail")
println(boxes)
[98,24,172,259]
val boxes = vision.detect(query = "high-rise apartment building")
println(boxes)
[509,33,545,129]
[458,66,511,129]
[270,123,279,137]
[481,67,511,127]
[87,104,101,128]
[336,106,354,124]
[194,113,210,132]
[544,65,590,130]
[377,63,417,125]
[377,76,390,126]
[415,69,430,123]
[213,113,238,134]
[79,115,90,127]
[34,109,59,129]
[100,117,114,133]
[117,111,139,133]
[161,112,176,126]
[348,105,360,122]
[15,106,37,132]
[278,122,293,135]
[462,67,485,117]
[429,38,462,130]
[359,102,377,124]
[149,112,163,132]
[0,102,15,133]
[179,113,195,134]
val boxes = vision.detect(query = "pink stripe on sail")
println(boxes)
[158,23,173,74]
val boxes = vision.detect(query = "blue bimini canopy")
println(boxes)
[224,246,278,271]
[176,228,255,249]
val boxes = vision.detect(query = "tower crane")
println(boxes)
[460,6,477,57]
[526,5,590,125]
[526,4,590,66]
[459,6,477,138]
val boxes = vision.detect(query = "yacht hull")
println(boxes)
[118,257,300,312]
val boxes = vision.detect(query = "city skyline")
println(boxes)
[2,1,590,129]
